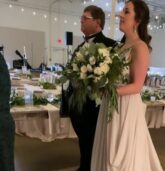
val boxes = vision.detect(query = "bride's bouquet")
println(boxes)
[60,42,130,120]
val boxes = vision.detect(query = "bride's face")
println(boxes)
[119,2,138,34]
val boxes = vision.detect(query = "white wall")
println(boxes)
[150,29,165,68]
[0,3,164,68]
[0,27,45,68]
[0,4,49,67]
[0,4,82,66]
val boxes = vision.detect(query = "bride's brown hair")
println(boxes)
[121,0,152,50]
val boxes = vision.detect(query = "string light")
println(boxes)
[43,14,47,19]
[83,1,87,5]
[21,8,24,12]
[105,2,109,7]
[73,22,77,25]
[32,11,36,15]
[148,14,165,31]
[119,6,123,11]
[9,4,13,8]
[3,1,165,31]
[64,20,68,24]
[155,15,159,20]
[108,13,111,17]
[54,17,58,21]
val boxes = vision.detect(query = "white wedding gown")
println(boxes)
[91,50,164,171]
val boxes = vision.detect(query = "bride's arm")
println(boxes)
[117,41,149,96]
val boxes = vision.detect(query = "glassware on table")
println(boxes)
[22,65,27,74]
[46,93,54,102]
[24,90,33,105]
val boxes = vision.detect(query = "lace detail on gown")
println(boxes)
[91,48,164,171]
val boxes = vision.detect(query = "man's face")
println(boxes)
[80,11,100,36]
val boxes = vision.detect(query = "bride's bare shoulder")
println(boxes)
[131,40,149,61]
[133,40,148,51]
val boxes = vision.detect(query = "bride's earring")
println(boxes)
[133,26,137,33]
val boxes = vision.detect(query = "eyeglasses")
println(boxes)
[80,15,94,21]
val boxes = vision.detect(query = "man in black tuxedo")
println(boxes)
[60,5,116,171]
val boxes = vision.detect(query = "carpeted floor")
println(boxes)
[15,127,165,171]
[15,137,80,171]
[149,127,165,170]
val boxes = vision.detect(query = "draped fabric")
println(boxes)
[91,94,163,171]
[91,49,163,171]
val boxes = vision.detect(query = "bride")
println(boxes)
[91,0,164,171]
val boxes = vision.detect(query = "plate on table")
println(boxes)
[32,78,40,81]
[11,77,20,80]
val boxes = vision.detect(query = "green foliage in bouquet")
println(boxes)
[60,42,130,121]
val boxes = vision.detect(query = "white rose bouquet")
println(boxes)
[60,42,130,120]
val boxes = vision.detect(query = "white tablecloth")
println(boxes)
[11,100,165,142]
[145,100,165,128]
[146,106,165,128]
[11,104,76,142]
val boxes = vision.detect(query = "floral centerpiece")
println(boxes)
[141,87,165,101]
[60,42,130,121]
[10,89,61,107]
[10,89,25,106]
[39,81,56,89]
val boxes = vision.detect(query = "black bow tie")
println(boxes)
[83,34,97,42]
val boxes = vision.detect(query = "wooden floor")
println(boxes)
[15,127,165,171]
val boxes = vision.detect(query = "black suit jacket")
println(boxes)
[60,32,116,117]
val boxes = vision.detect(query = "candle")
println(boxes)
[23,46,27,59]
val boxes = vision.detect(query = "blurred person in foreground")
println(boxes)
[0,53,15,171]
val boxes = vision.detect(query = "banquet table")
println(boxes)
[11,104,76,142]
[10,75,165,141]
[10,75,75,142]
[11,100,165,142]
[145,100,165,128]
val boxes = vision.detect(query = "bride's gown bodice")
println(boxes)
[91,48,163,171]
